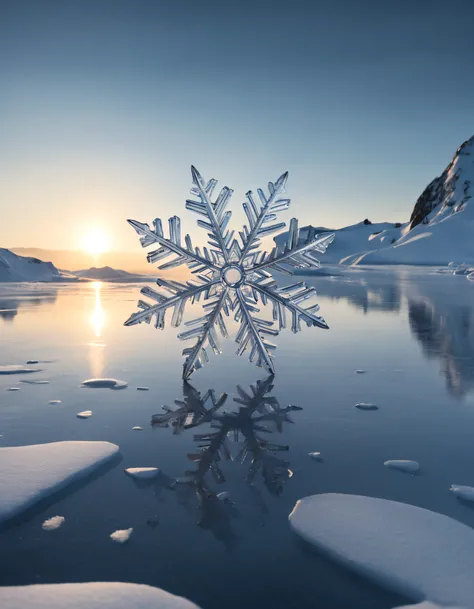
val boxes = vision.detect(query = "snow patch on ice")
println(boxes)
[0,365,40,375]
[0,582,202,609]
[385,460,420,473]
[81,378,128,390]
[42,515,65,531]
[289,493,474,607]
[76,410,92,419]
[110,528,133,543]
[0,441,119,524]
[125,467,159,479]
[450,485,474,502]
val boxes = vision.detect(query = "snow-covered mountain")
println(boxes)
[0,249,73,282]
[279,135,474,266]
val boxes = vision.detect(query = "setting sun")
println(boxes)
[81,228,110,256]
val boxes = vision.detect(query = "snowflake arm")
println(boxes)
[179,287,231,379]
[127,217,220,274]
[249,219,335,275]
[234,290,277,374]
[124,277,220,328]
[187,166,234,264]
[247,279,329,331]
[237,172,290,266]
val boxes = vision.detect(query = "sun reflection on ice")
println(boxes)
[89,281,106,377]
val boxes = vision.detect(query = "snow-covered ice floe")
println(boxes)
[394,603,464,609]
[355,402,378,410]
[125,467,159,479]
[0,582,202,609]
[110,528,133,543]
[81,378,128,389]
[0,441,119,524]
[308,452,324,461]
[450,485,474,502]
[42,515,65,531]
[384,460,420,473]
[132,426,143,431]
[76,410,92,419]
[289,493,474,607]
[0,365,40,375]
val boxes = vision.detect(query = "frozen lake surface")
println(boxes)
[1,270,474,609]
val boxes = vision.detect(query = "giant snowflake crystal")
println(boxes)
[125,167,334,378]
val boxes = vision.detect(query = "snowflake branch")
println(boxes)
[127,218,220,273]
[238,172,290,266]
[187,166,233,263]
[250,221,335,274]
[180,287,231,379]
[234,290,276,374]
[247,280,329,331]
[124,279,220,328]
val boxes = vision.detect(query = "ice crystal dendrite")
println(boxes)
[126,167,334,378]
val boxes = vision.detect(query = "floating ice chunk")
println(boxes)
[0,582,202,609]
[309,452,323,461]
[77,410,92,419]
[125,467,159,479]
[20,380,49,385]
[48,400,62,405]
[384,460,419,473]
[132,426,143,431]
[26,360,39,365]
[356,402,378,410]
[217,491,230,501]
[0,365,40,375]
[81,378,128,390]
[450,485,474,502]
[289,493,474,607]
[137,387,149,391]
[393,603,463,609]
[110,527,133,543]
[42,515,65,531]
[0,441,119,524]
[355,370,366,374]
[7,388,20,392]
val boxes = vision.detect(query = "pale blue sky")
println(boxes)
[1,0,473,251]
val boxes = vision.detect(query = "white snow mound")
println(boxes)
[385,460,420,473]
[110,528,133,543]
[289,493,474,607]
[81,378,128,389]
[450,485,474,502]
[0,441,119,524]
[0,582,202,609]
[125,467,159,479]
[42,516,65,531]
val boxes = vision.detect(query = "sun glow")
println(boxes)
[82,228,110,256]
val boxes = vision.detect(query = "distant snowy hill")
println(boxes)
[278,135,474,266]
[73,266,151,282]
[0,249,75,282]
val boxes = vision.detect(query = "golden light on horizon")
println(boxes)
[81,227,110,256]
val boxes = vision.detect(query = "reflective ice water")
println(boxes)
[1,270,474,609]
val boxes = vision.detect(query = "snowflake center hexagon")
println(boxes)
[125,166,335,379]
[221,264,245,288]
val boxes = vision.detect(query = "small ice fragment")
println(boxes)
[110,527,133,543]
[355,402,378,410]
[137,387,149,391]
[132,426,143,431]
[20,380,49,385]
[7,388,20,392]
[355,370,366,374]
[48,400,62,405]
[309,452,323,461]
[384,460,419,473]
[77,410,93,419]
[0,365,40,375]
[450,485,474,502]
[26,360,39,365]
[81,378,128,390]
[217,491,230,501]
[42,515,65,531]
[125,467,159,479]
